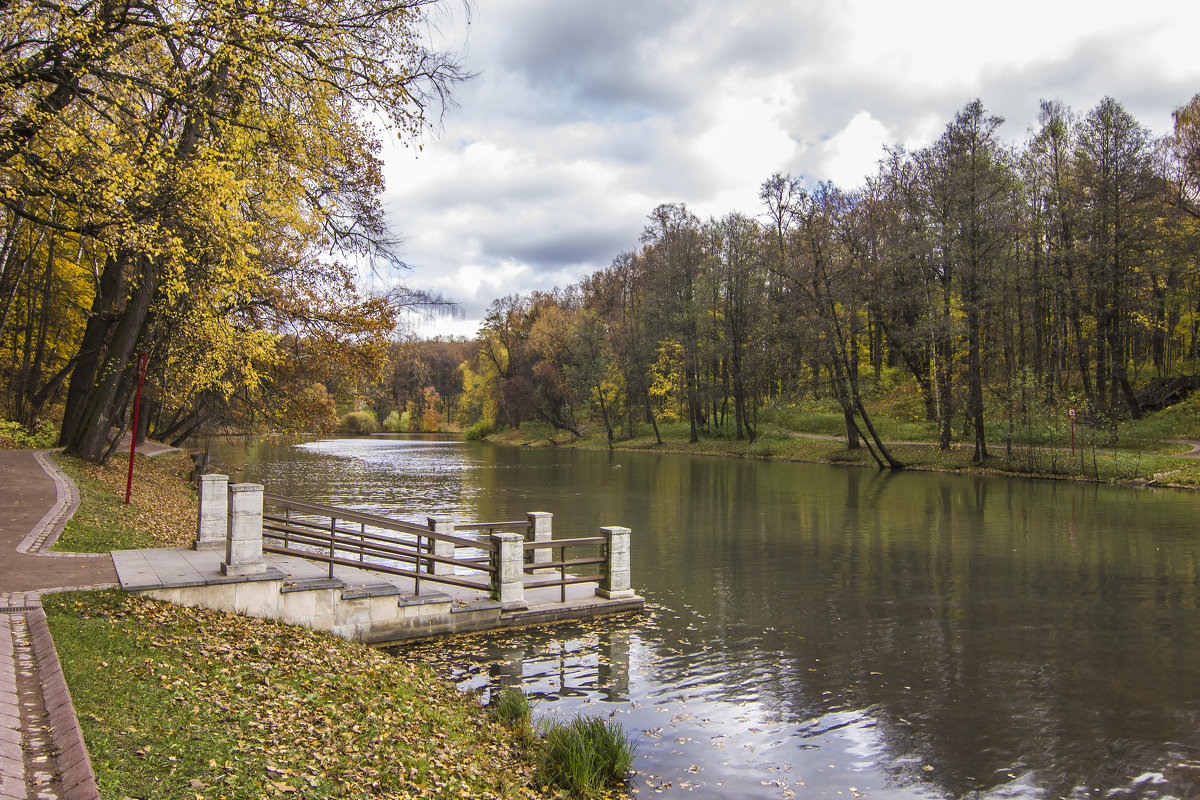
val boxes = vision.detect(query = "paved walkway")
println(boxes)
[1,448,131,800]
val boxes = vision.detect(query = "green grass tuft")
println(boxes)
[535,714,635,799]
[488,686,534,730]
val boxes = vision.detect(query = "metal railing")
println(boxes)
[261,494,494,595]
[522,536,607,603]
[253,494,623,604]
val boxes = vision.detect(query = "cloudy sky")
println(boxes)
[378,0,1200,338]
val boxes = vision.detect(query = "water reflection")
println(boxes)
[205,435,1200,799]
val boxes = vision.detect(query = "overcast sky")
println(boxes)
[378,0,1200,338]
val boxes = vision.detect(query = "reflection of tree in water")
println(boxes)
[220,437,1200,798]
[634,461,1200,798]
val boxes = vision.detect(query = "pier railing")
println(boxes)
[261,494,493,595]
[194,476,635,606]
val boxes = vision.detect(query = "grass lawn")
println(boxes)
[44,591,549,800]
[51,452,198,551]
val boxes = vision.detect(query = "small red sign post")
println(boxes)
[125,352,149,505]
[1068,407,1077,455]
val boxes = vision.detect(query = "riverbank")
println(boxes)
[43,591,548,799]
[490,420,1200,489]
[38,452,559,800]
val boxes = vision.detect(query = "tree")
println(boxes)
[709,212,768,441]
[931,100,1013,461]
[1169,93,1200,222]
[865,148,941,421]
[0,0,465,461]
[1022,100,1088,401]
[641,203,705,442]
[476,294,540,429]
[761,174,903,468]
[1075,96,1157,418]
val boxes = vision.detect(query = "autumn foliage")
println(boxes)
[0,0,463,460]
[446,96,1200,466]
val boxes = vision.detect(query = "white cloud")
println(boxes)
[814,111,890,190]
[379,0,1200,338]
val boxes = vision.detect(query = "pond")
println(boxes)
[205,435,1200,799]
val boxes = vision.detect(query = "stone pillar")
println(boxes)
[597,525,634,599]
[426,516,456,576]
[222,483,266,576]
[193,474,228,551]
[490,532,526,610]
[527,511,552,570]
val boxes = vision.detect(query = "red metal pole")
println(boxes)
[124,352,149,505]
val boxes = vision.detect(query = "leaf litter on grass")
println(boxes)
[44,591,552,799]
[52,452,198,549]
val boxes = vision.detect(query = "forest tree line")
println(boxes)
[419,95,1200,465]
[4,29,1200,468]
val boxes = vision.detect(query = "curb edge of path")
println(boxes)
[16,451,91,557]
[7,449,107,800]
[27,607,100,800]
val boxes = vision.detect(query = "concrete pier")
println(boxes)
[112,547,643,644]
[193,473,228,551]
[116,479,644,643]
[221,483,268,577]
[597,525,635,599]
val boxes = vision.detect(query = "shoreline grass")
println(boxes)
[488,688,635,799]
[491,417,1200,490]
[535,715,636,799]
[482,368,1200,490]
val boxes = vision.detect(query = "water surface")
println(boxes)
[207,435,1200,799]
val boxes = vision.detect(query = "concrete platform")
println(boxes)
[112,547,644,644]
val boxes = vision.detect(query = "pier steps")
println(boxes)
[113,547,642,644]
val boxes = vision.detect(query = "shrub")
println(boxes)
[464,419,494,440]
[0,419,58,449]
[536,714,635,799]
[382,410,402,433]
[338,411,378,435]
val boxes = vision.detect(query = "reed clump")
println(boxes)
[489,688,636,799]
[488,686,536,746]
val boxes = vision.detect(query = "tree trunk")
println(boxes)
[62,255,160,461]
[967,305,987,463]
[60,252,124,447]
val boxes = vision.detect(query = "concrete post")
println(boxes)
[193,474,228,551]
[222,483,266,576]
[426,516,456,576]
[527,511,552,570]
[597,525,634,599]
[490,532,526,610]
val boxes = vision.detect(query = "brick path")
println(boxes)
[1,449,126,800]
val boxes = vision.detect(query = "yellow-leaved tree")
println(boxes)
[0,0,465,460]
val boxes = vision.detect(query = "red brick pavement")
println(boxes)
[1,449,124,800]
